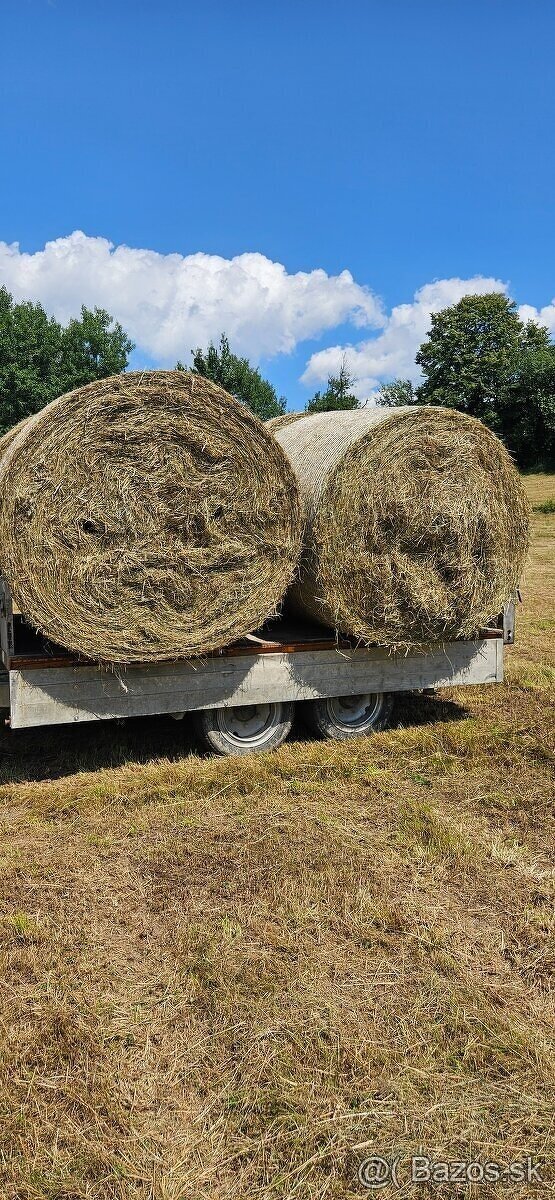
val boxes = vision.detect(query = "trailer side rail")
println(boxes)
[6,638,502,729]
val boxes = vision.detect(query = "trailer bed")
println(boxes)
[0,628,502,732]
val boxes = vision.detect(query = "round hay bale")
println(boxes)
[265,412,306,432]
[0,371,302,662]
[273,406,529,647]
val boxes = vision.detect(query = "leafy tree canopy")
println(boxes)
[187,334,285,421]
[415,292,555,468]
[377,378,417,407]
[60,305,134,392]
[305,356,359,413]
[378,295,555,469]
[0,287,134,435]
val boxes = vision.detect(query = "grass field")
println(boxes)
[0,476,553,1199]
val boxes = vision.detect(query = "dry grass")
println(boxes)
[0,372,301,662]
[275,408,530,649]
[265,414,306,432]
[0,474,553,1199]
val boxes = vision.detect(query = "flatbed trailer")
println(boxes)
[0,576,515,755]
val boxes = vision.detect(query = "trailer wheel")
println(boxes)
[303,692,393,740]
[193,701,294,756]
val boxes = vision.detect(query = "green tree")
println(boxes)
[306,355,359,413]
[377,378,417,406]
[60,306,133,393]
[415,292,555,466]
[501,345,555,469]
[0,288,134,436]
[189,334,285,420]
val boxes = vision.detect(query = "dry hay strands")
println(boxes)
[265,412,307,432]
[273,406,530,648]
[0,371,302,663]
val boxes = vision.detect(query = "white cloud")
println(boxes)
[518,301,555,336]
[0,231,384,363]
[302,276,511,399]
[1,236,552,398]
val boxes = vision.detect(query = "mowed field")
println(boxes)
[0,477,554,1200]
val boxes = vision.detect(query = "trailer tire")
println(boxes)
[192,701,294,756]
[302,692,393,740]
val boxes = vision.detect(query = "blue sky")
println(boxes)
[1,0,554,407]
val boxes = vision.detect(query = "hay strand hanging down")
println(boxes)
[273,406,529,647]
[0,371,302,662]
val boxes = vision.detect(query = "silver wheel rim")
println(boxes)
[324,693,384,732]
[215,703,281,747]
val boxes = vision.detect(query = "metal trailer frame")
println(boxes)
[0,576,514,732]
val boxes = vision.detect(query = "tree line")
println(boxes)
[304,294,555,469]
[0,285,553,467]
[379,294,555,471]
[0,287,133,434]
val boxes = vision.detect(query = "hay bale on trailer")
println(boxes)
[273,406,529,648]
[0,371,302,663]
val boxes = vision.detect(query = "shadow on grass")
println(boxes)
[0,714,199,785]
[392,690,469,729]
[0,693,469,786]
[271,691,469,746]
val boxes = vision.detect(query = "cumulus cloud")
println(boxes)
[302,276,511,399]
[518,300,555,336]
[0,231,384,363]
[2,235,552,397]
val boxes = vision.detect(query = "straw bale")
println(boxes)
[0,371,302,662]
[273,406,529,646]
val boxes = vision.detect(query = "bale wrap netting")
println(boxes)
[273,406,529,647]
[0,371,302,662]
